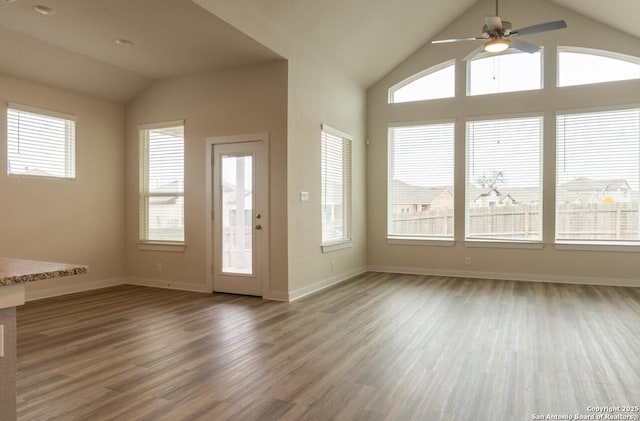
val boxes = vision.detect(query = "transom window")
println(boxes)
[7,103,76,179]
[468,51,542,96]
[558,47,640,87]
[388,60,455,104]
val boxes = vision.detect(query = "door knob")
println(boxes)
[255,224,263,230]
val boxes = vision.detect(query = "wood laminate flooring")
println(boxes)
[16,273,640,420]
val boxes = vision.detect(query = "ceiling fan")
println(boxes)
[432,0,567,61]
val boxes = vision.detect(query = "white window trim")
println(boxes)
[387,238,456,247]
[8,102,78,122]
[321,240,353,254]
[138,120,185,248]
[321,124,353,247]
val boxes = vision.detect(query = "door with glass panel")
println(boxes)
[212,141,267,296]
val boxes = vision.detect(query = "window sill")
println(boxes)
[387,237,455,247]
[464,240,544,250]
[554,242,640,253]
[137,242,186,252]
[321,240,353,253]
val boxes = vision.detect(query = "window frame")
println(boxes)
[387,119,456,244]
[7,102,77,180]
[138,120,186,249]
[464,113,544,245]
[555,105,640,247]
[388,60,456,104]
[321,123,353,252]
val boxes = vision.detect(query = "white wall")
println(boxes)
[124,61,289,297]
[367,0,640,286]
[0,75,126,298]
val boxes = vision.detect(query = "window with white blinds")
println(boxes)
[388,122,454,239]
[7,104,76,179]
[321,125,352,246]
[139,121,185,243]
[466,116,543,242]
[556,108,640,243]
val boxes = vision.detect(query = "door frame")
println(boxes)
[205,132,269,296]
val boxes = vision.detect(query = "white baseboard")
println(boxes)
[288,267,368,301]
[367,265,640,288]
[126,277,210,294]
[25,278,125,301]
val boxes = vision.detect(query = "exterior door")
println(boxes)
[212,141,267,296]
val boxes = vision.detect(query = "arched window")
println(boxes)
[558,47,640,87]
[468,51,542,96]
[388,60,455,104]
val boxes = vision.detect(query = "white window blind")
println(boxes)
[556,108,640,243]
[466,116,542,241]
[321,125,352,245]
[468,51,542,96]
[139,122,185,243]
[7,104,76,179]
[389,61,455,104]
[388,123,454,239]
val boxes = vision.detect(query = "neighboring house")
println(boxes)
[558,178,632,205]
[390,179,453,213]
[471,188,518,208]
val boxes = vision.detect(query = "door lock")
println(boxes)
[255,224,263,230]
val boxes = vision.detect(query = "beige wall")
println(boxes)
[124,61,289,297]
[193,0,369,298]
[286,46,368,297]
[0,75,126,298]
[367,0,640,286]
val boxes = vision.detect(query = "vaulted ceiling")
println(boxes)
[0,0,637,104]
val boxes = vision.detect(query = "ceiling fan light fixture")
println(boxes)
[484,38,510,53]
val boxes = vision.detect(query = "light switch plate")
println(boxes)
[300,191,309,202]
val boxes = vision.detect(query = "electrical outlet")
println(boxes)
[331,260,335,271]
[300,191,309,202]
[0,325,4,358]
[156,263,163,272]
[465,257,472,265]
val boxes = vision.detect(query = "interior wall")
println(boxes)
[124,61,289,298]
[0,75,126,298]
[192,0,368,298]
[286,47,367,297]
[367,0,640,286]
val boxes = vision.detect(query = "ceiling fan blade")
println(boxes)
[464,44,486,61]
[511,20,567,36]
[432,37,482,44]
[510,39,541,54]
[485,16,503,32]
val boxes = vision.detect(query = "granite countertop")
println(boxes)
[0,257,88,286]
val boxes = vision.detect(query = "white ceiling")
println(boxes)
[0,0,637,104]
[0,0,282,103]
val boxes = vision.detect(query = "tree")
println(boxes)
[476,170,505,189]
